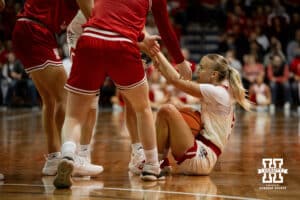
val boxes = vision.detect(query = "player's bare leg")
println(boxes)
[30,65,67,175]
[123,96,145,175]
[156,104,194,158]
[54,92,103,189]
[120,82,163,181]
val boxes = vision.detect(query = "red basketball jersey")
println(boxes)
[85,0,149,42]
[85,0,184,64]
[18,0,78,33]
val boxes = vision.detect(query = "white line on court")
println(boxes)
[2,183,263,200]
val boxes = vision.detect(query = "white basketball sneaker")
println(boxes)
[53,157,74,189]
[77,149,91,163]
[54,154,103,189]
[141,163,165,181]
[128,148,145,175]
[72,154,103,177]
[42,152,61,176]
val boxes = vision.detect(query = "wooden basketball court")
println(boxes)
[0,109,299,199]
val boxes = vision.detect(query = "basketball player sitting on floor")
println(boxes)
[153,53,251,175]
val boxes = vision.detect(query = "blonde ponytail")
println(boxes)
[227,67,252,111]
[206,54,252,111]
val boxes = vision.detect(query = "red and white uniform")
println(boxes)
[66,0,184,95]
[175,81,235,175]
[12,0,78,73]
[86,0,184,63]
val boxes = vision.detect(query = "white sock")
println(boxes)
[144,148,159,166]
[131,143,143,153]
[61,141,76,160]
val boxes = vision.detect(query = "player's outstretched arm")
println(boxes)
[155,53,203,98]
[76,0,93,19]
[152,0,192,80]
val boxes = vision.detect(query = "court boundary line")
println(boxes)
[2,183,262,200]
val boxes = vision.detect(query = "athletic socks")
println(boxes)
[61,141,77,160]
[144,148,159,166]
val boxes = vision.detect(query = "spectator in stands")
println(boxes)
[249,40,264,63]
[0,61,11,107]
[168,0,188,33]
[242,54,264,90]
[232,24,250,62]
[267,55,292,114]
[268,0,290,26]
[225,49,242,75]
[217,33,236,55]
[254,25,270,53]
[199,0,225,27]
[3,52,38,108]
[252,5,268,28]
[1,0,17,40]
[290,48,300,115]
[267,13,289,52]
[229,4,247,31]
[286,28,300,64]
[243,18,254,38]
[264,36,286,67]
[283,0,300,14]
[289,13,300,39]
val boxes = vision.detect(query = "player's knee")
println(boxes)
[55,99,66,113]
[53,93,65,107]
[42,96,55,110]
[157,104,177,118]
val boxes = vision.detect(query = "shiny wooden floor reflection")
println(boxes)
[0,109,300,199]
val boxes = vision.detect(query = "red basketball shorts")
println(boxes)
[12,18,62,73]
[65,27,146,95]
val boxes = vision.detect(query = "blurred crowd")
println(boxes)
[0,0,300,114]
